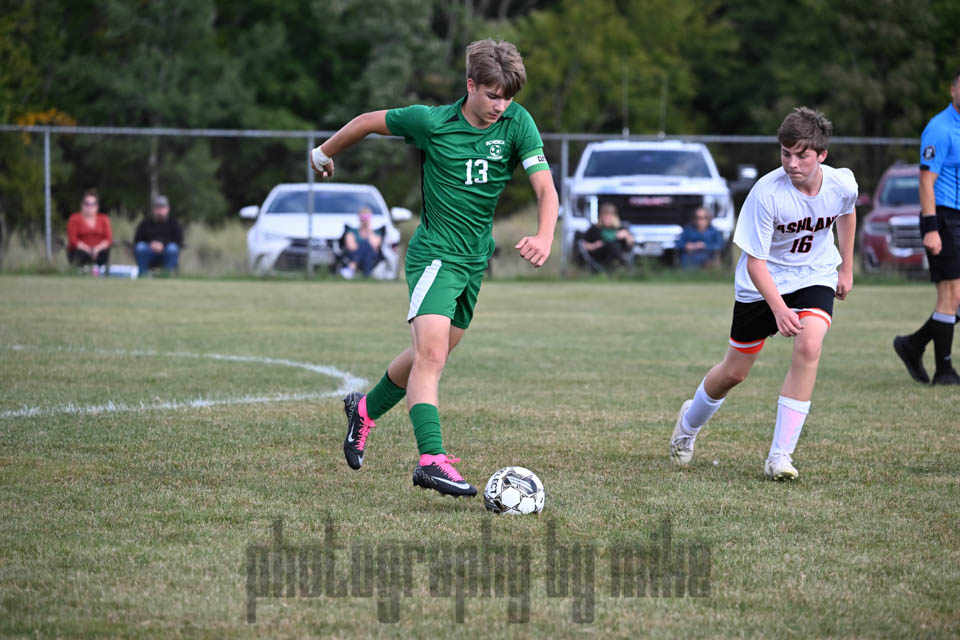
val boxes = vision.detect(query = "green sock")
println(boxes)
[365,371,406,420]
[409,403,445,456]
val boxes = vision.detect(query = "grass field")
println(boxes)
[1,274,958,638]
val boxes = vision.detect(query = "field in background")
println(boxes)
[0,209,570,279]
[1,208,923,283]
[2,210,505,280]
[1,276,957,638]
[1,217,250,276]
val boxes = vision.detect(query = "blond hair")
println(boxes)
[465,39,527,98]
[599,202,621,228]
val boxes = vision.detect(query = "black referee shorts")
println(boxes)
[928,205,960,282]
[729,285,835,353]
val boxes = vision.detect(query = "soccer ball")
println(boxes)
[483,466,545,515]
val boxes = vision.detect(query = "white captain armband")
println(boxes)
[522,151,549,175]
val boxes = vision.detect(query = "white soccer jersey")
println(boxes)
[733,164,857,303]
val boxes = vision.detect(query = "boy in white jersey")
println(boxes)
[668,107,857,480]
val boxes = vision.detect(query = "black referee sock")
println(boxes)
[930,313,956,375]
[908,316,938,352]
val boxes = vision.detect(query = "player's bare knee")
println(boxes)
[949,280,960,305]
[414,345,448,370]
[793,335,823,364]
[717,351,755,387]
[716,361,750,387]
[936,280,960,306]
[726,367,750,387]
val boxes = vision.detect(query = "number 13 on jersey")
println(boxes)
[464,159,488,185]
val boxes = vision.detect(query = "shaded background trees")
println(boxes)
[1,0,957,249]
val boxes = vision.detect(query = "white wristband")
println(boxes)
[311,146,331,167]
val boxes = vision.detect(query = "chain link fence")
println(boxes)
[0,124,918,278]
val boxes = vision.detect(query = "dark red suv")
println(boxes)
[860,163,926,273]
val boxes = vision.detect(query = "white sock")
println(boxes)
[681,379,725,436]
[769,396,810,459]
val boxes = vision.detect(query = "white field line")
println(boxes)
[1,345,367,419]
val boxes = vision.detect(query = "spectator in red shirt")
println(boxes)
[66,188,112,268]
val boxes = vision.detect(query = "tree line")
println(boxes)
[1,0,957,248]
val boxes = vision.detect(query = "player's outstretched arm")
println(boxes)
[514,170,558,268]
[310,110,391,179]
[835,212,856,300]
[746,255,803,337]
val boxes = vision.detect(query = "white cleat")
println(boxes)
[764,455,799,481]
[669,399,695,467]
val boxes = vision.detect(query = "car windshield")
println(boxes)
[879,175,919,206]
[266,190,382,215]
[583,150,712,178]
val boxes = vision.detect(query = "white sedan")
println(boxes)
[241,183,412,278]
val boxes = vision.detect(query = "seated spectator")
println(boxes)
[339,207,384,279]
[677,207,723,269]
[578,202,634,271]
[66,188,112,270]
[134,195,183,275]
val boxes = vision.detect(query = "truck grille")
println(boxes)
[600,194,704,226]
[889,224,922,250]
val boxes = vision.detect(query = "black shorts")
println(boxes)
[729,285,835,353]
[927,205,960,282]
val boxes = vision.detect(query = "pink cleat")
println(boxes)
[343,392,375,469]
[412,454,477,497]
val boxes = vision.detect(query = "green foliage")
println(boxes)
[511,0,649,133]
[510,0,735,134]
[0,2,41,124]
[0,1,67,242]
[697,0,950,140]
[0,132,73,236]
[212,0,333,211]
[158,139,230,224]
[0,134,46,239]
[60,0,242,128]
[683,0,957,191]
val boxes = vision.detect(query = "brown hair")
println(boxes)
[465,39,527,98]
[778,107,832,153]
[83,188,98,203]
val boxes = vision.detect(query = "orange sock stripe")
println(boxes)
[798,307,832,327]
[730,337,765,353]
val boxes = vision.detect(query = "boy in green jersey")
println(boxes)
[310,39,559,497]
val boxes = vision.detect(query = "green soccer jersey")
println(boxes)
[386,95,549,264]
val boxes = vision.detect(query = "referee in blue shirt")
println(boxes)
[895,70,960,385]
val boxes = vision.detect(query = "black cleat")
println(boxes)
[893,336,930,383]
[343,392,375,470]
[412,454,477,497]
[931,369,960,385]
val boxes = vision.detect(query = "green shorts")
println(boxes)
[405,257,486,329]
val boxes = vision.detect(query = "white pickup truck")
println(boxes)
[563,140,750,265]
